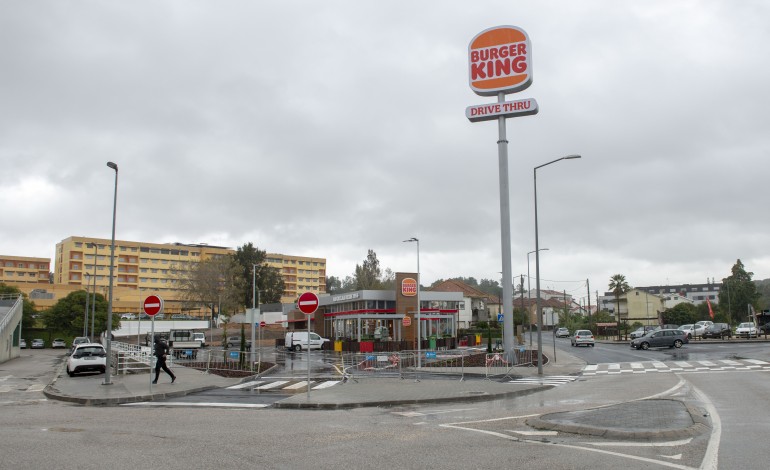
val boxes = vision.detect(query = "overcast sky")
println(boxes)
[2,1,768,303]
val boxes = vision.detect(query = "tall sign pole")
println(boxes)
[467,25,537,355]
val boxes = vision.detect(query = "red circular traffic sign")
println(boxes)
[143,295,164,316]
[297,292,319,315]
[260,321,266,327]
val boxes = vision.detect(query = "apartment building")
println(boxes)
[265,253,326,303]
[54,236,326,307]
[0,255,51,284]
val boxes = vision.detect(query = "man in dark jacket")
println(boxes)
[153,336,176,384]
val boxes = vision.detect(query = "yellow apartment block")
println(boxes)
[0,255,51,284]
[45,236,326,313]
[265,254,327,303]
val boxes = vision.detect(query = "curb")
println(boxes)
[525,398,710,439]
[273,384,550,410]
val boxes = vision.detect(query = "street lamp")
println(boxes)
[83,273,91,338]
[103,161,118,386]
[90,243,97,341]
[526,248,548,347]
[403,237,420,368]
[534,154,581,375]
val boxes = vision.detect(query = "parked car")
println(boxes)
[172,314,193,320]
[555,327,570,338]
[735,322,758,338]
[193,332,206,347]
[695,320,714,330]
[630,326,656,339]
[19,338,26,349]
[120,313,136,320]
[678,324,706,339]
[570,330,595,347]
[226,336,252,350]
[760,322,770,335]
[51,338,67,349]
[630,329,688,350]
[702,323,732,339]
[31,338,45,349]
[72,336,90,346]
[66,343,107,377]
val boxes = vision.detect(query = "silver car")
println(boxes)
[570,330,595,347]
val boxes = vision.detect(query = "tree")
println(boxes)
[0,283,37,330]
[380,268,396,290]
[720,259,761,324]
[662,303,698,326]
[326,275,343,294]
[42,290,112,336]
[608,274,631,340]
[231,243,285,307]
[478,278,503,299]
[354,249,382,290]
[172,256,242,323]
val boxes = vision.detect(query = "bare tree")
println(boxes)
[172,256,242,323]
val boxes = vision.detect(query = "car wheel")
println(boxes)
[641,342,650,350]
[674,340,683,348]
[590,343,595,347]
[293,344,302,352]
[67,367,74,377]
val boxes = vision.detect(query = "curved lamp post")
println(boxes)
[103,161,118,385]
[534,154,580,375]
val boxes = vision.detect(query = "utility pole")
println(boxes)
[586,278,591,331]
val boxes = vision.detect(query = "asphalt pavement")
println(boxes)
[40,343,714,440]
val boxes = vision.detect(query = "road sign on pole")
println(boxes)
[143,295,163,316]
[297,292,319,315]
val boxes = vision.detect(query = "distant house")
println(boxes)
[429,279,500,328]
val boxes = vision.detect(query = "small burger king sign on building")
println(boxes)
[401,278,417,297]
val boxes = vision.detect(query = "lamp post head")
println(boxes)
[403,237,418,243]
[564,154,581,160]
[107,161,118,171]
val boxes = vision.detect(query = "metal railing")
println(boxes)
[485,349,535,379]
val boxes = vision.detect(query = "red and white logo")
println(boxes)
[469,25,532,96]
[401,278,417,297]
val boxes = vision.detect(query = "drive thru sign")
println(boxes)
[297,292,319,315]
[143,295,163,316]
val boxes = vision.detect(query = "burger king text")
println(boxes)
[470,43,528,81]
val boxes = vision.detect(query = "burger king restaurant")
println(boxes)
[317,272,462,347]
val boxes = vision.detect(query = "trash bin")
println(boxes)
[429,336,437,350]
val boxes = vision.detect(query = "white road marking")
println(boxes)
[227,380,265,390]
[0,386,11,393]
[689,383,721,470]
[123,402,269,408]
[284,381,313,390]
[254,380,289,390]
[584,438,693,447]
[508,430,558,436]
[26,384,45,392]
[393,408,477,417]
[312,380,341,389]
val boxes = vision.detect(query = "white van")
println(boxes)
[193,332,206,347]
[285,331,329,351]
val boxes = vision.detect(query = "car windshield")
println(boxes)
[679,325,692,329]
[738,323,753,328]
[76,346,105,356]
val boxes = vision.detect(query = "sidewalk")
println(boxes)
[44,349,586,407]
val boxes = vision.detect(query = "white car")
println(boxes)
[120,313,137,320]
[678,324,706,339]
[555,327,570,338]
[570,330,595,347]
[735,322,758,338]
[66,343,107,377]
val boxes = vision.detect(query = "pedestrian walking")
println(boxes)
[153,336,176,384]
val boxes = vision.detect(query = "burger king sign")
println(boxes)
[469,25,532,96]
[401,278,417,297]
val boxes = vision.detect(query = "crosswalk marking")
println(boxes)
[582,359,770,376]
[312,380,341,390]
[227,380,265,390]
[255,380,289,390]
[508,375,576,387]
[284,381,313,390]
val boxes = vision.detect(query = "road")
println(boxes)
[3,343,770,469]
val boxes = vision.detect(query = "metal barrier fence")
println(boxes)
[111,341,154,375]
[173,348,270,377]
[341,352,411,380]
[485,349,535,379]
[399,349,473,380]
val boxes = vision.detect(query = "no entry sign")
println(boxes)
[297,292,319,315]
[143,295,164,316]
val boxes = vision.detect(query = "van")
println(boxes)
[193,332,206,347]
[285,331,329,351]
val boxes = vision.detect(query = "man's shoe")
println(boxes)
[171,376,176,384]
[151,380,157,384]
